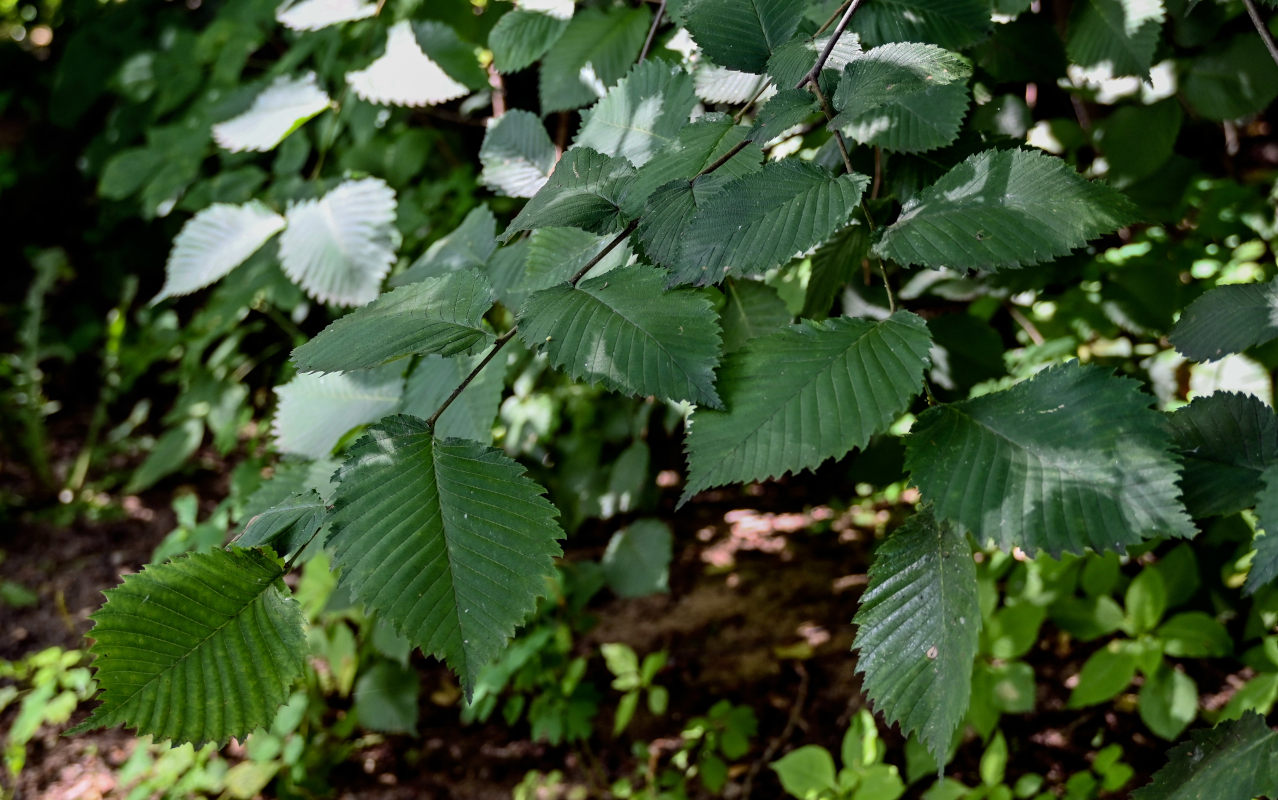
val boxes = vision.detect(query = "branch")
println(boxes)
[639,0,667,63]
[800,0,864,88]
[1243,0,1278,68]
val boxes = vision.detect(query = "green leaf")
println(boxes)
[621,115,763,216]
[212,72,331,153]
[672,160,870,286]
[771,745,838,798]
[1131,713,1278,800]
[1157,612,1232,658]
[1066,0,1165,78]
[720,278,791,354]
[875,149,1138,271]
[489,8,570,74]
[276,0,376,30]
[803,223,870,318]
[1182,35,1278,121]
[502,147,635,240]
[279,177,401,307]
[399,353,505,444]
[853,510,980,764]
[575,60,697,168]
[353,661,419,734]
[831,43,972,154]
[749,89,819,143]
[397,205,498,285]
[236,489,326,556]
[1169,278,1278,363]
[511,227,634,306]
[480,111,557,199]
[292,270,495,374]
[1168,392,1278,518]
[851,0,992,49]
[412,20,488,91]
[346,21,469,107]
[906,362,1194,556]
[1248,464,1278,594]
[682,312,931,502]
[153,201,285,302]
[125,418,204,493]
[1095,99,1182,183]
[766,32,863,89]
[70,548,306,746]
[517,264,723,407]
[539,5,651,114]
[1067,643,1138,707]
[272,365,404,459]
[685,0,804,73]
[1125,567,1167,635]
[326,415,563,696]
[602,520,673,598]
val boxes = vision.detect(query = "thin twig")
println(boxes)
[800,0,863,88]
[808,80,854,175]
[732,80,773,123]
[1006,303,1045,346]
[877,260,896,312]
[695,139,751,178]
[742,663,809,799]
[871,146,882,200]
[487,63,506,117]
[639,0,667,62]
[1243,0,1278,67]
[566,219,640,285]
[815,0,854,36]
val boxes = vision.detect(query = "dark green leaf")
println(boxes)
[489,8,569,74]
[852,0,992,49]
[70,549,306,746]
[720,278,791,353]
[685,0,804,73]
[602,520,674,597]
[540,5,651,114]
[292,270,496,373]
[1247,464,1278,594]
[854,510,980,764]
[515,227,634,303]
[575,60,697,167]
[1182,35,1278,121]
[518,264,723,406]
[327,415,563,696]
[236,489,325,555]
[682,312,931,502]
[399,353,506,444]
[502,147,636,240]
[621,115,763,217]
[1131,713,1278,800]
[1168,392,1278,518]
[906,362,1194,555]
[1066,0,1165,78]
[125,418,204,493]
[396,205,498,285]
[749,89,819,143]
[353,661,419,734]
[1169,278,1278,362]
[875,148,1138,271]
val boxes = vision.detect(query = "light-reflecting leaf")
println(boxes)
[279,177,400,307]
[682,312,931,503]
[502,147,635,240]
[906,362,1195,555]
[1131,713,1278,800]
[212,72,331,153]
[399,352,505,443]
[575,60,697,167]
[854,510,980,764]
[694,65,770,104]
[1066,0,1165,78]
[672,160,869,286]
[539,5,651,114]
[1168,392,1278,519]
[293,271,495,374]
[875,148,1138,271]
[831,43,971,154]
[480,111,557,199]
[70,548,306,746]
[346,21,469,107]
[326,415,563,696]
[518,264,723,407]
[273,365,404,459]
[1169,277,1278,362]
[153,201,285,302]
[852,0,992,49]
[489,8,570,74]
[685,0,804,73]
[276,0,376,31]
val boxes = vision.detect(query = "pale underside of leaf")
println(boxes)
[854,510,980,764]
[480,110,557,199]
[273,365,404,459]
[326,415,563,696]
[517,264,723,407]
[154,201,285,302]
[212,72,331,153]
[906,361,1194,556]
[71,548,306,746]
[292,270,496,374]
[875,148,1137,271]
[279,177,400,307]
[682,312,932,503]
[346,21,470,107]
[276,0,376,31]
[694,65,772,105]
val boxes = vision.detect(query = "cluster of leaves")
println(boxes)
[54,0,1278,794]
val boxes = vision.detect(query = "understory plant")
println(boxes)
[59,0,1278,794]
